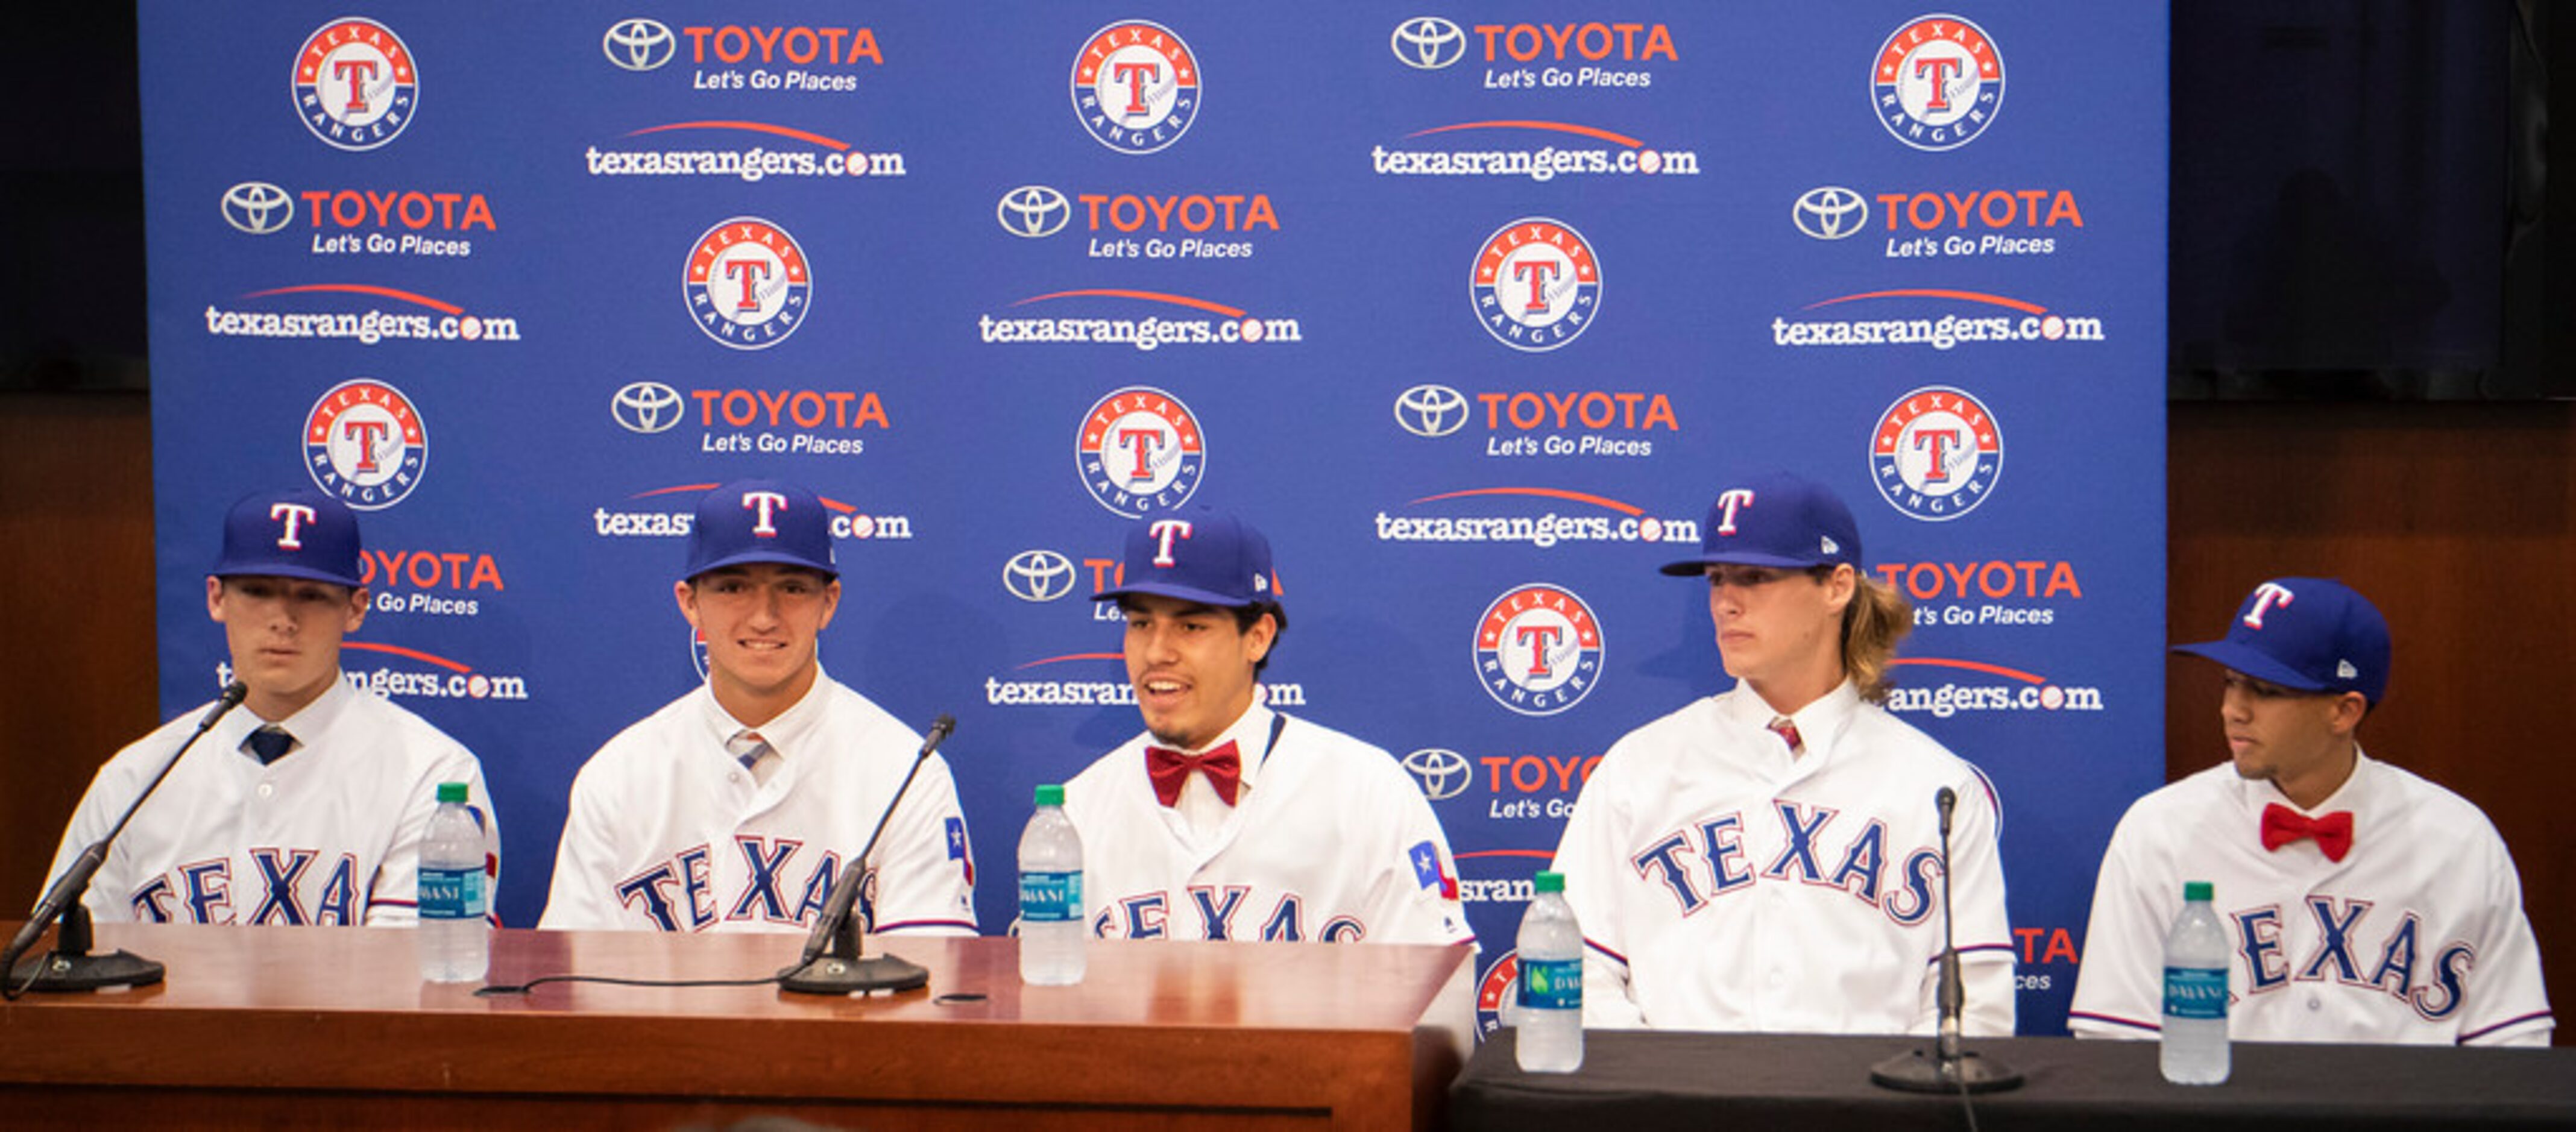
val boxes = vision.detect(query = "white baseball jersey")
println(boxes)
[45,676,493,928]
[540,671,975,936]
[2069,752,2552,1046]
[1551,680,2015,1034]
[1060,703,1473,945]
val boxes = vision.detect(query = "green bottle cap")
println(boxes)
[437,782,468,804]
[1532,871,1564,893]
[2184,881,2213,902]
[1034,784,1065,807]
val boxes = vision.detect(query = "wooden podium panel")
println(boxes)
[0,923,1476,1129]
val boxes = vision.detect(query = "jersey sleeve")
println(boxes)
[49,749,142,923]
[1550,750,1646,1029]
[863,752,977,937]
[1940,766,2017,1037]
[2067,806,2166,1040]
[365,740,493,927]
[1369,777,1475,946]
[538,756,627,930]
[2455,831,2554,1046]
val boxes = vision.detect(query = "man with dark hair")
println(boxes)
[1058,506,1471,945]
[540,479,974,937]
[2071,577,2551,1045]
[1552,471,2013,1033]
[46,488,493,926]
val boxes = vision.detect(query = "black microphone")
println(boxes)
[779,713,956,995]
[1871,782,2021,1094]
[6,681,250,996]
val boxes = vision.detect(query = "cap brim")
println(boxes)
[1093,581,1258,608]
[1658,552,1827,576]
[684,549,839,581]
[210,564,364,588]
[2170,640,2329,693]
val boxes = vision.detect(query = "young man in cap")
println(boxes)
[2070,577,2551,1045]
[45,488,493,926]
[1062,507,1472,945]
[1551,471,2014,1033]
[541,479,975,936]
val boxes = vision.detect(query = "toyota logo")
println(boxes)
[221,181,294,235]
[610,381,685,434]
[602,18,676,72]
[1393,383,1470,438]
[1793,186,1869,241]
[1003,550,1078,602]
[997,185,1071,239]
[1391,17,1467,71]
[1400,748,1472,801]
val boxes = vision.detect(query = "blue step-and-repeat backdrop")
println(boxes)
[138,2,2167,1034]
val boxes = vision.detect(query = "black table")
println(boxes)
[1451,1030,2576,1131]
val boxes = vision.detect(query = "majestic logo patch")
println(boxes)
[292,17,417,151]
[304,379,427,511]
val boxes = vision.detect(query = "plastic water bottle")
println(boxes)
[1515,870,1583,1072]
[417,781,490,983]
[2161,879,2230,1084]
[1019,784,1086,986]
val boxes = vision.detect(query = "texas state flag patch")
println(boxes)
[1408,840,1458,900]
[946,816,974,886]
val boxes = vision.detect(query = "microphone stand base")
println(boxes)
[776,952,929,996]
[10,948,166,994]
[1871,1047,2024,1094]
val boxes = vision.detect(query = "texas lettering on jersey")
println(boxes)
[1092,884,1371,942]
[1628,799,1944,925]
[2231,895,2478,1020]
[612,835,863,932]
[128,849,371,925]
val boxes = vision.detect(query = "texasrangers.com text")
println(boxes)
[584,146,905,183]
[1771,311,2106,350]
[204,306,521,345]
[1374,512,1699,549]
[1370,143,1699,182]
[977,314,1302,352]
[1885,682,2105,719]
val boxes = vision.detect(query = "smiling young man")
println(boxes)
[1549,471,2014,1034]
[1059,507,1471,945]
[2070,577,2551,1045]
[540,479,975,937]
[45,488,492,926]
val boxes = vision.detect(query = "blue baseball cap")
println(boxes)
[1092,507,1279,610]
[681,479,838,581]
[2174,577,2390,704]
[209,488,365,588]
[1658,472,1863,574]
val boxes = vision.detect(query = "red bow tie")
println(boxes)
[2260,803,2355,863]
[1146,740,1242,808]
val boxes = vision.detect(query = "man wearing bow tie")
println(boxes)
[1058,508,1472,945]
[2070,577,2552,1045]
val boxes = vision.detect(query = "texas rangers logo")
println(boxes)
[292,18,417,151]
[1072,20,1200,154]
[1873,14,2004,151]
[684,218,811,350]
[1871,386,2003,521]
[1077,386,1205,518]
[304,379,427,511]
[1472,218,1601,351]
[1475,583,1604,716]
[1475,950,1523,1037]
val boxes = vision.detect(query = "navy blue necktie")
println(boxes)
[245,726,295,765]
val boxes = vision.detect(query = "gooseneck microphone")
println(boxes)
[779,713,956,995]
[5,681,250,997]
[1871,784,2023,1095]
